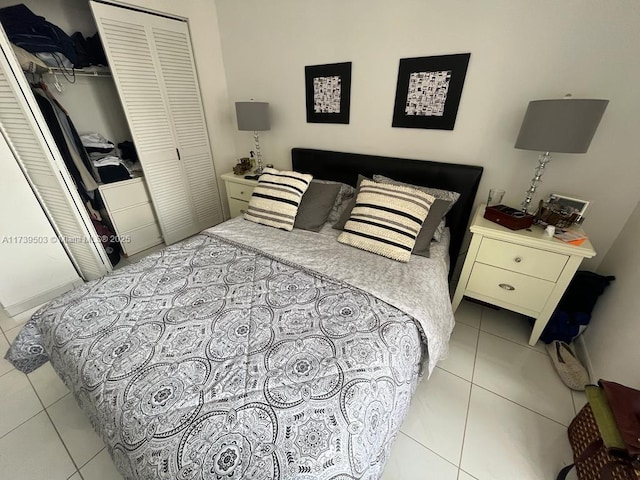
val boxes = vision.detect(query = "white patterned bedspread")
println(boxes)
[6,218,454,480]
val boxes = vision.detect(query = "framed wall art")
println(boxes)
[305,62,352,124]
[392,53,471,130]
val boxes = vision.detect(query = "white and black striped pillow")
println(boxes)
[337,179,435,262]
[244,168,313,231]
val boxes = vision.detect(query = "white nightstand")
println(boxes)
[221,172,259,218]
[452,204,596,345]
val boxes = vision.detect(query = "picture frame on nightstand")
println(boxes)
[547,194,590,218]
[537,194,590,228]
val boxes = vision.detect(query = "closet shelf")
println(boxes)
[45,66,111,77]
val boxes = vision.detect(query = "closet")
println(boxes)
[0,0,223,281]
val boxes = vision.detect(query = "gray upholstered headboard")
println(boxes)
[291,148,483,278]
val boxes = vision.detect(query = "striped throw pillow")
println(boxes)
[337,179,435,262]
[244,168,313,231]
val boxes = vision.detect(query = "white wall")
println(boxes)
[0,133,81,315]
[582,201,640,388]
[215,0,640,268]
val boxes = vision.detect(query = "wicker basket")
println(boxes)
[563,404,640,480]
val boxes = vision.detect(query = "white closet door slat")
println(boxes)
[0,38,109,281]
[90,4,199,245]
[151,25,223,229]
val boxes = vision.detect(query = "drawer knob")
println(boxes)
[514,257,522,263]
[499,283,515,291]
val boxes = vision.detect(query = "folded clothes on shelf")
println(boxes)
[80,132,115,152]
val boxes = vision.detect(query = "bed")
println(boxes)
[7,148,482,480]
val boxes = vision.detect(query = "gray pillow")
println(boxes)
[373,174,460,215]
[412,198,451,257]
[310,180,356,224]
[294,180,342,232]
[332,175,369,231]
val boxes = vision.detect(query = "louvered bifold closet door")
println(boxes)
[0,36,109,281]
[151,23,223,229]
[90,2,221,243]
[90,4,198,245]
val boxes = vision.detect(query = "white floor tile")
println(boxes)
[0,411,75,479]
[480,307,546,353]
[0,304,42,333]
[461,386,572,480]
[400,367,471,464]
[48,394,105,468]
[382,432,458,480]
[438,322,479,381]
[454,300,482,329]
[0,369,43,437]
[81,449,123,480]
[458,470,478,480]
[474,332,575,425]
[29,362,70,407]
[3,325,20,343]
[0,332,14,377]
[571,389,587,415]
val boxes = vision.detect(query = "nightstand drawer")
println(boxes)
[476,237,568,281]
[228,198,249,218]
[227,181,254,202]
[467,263,555,312]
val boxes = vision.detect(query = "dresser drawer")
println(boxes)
[122,223,162,256]
[467,263,555,312]
[476,237,568,281]
[100,179,150,211]
[227,181,254,202]
[110,203,157,233]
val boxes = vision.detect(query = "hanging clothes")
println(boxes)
[31,85,98,202]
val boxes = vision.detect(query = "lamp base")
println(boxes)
[253,131,264,176]
[522,151,551,213]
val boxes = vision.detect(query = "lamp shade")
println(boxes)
[514,99,608,153]
[235,101,270,131]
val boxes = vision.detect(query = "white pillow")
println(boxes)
[337,179,435,262]
[244,168,313,231]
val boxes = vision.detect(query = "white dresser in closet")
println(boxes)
[98,178,162,256]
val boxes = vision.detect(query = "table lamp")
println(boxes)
[235,101,270,175]
[514,97,608,212]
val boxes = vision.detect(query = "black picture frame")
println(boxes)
[305,62,352,124]
[392,53,471,130]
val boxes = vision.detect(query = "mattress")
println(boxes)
[6,218,454,479]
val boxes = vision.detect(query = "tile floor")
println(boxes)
[0,298,585,479]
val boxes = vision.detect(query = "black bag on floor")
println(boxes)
[540,271,615,344]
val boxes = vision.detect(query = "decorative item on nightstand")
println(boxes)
[232,157,253,176]
[235,101,270,175]
[537,193,590,228]
[514,95,608,213]
[483,204,534,230]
